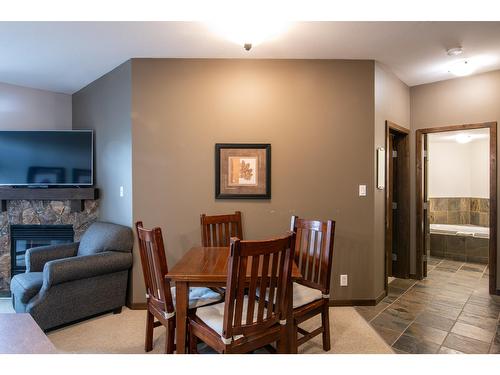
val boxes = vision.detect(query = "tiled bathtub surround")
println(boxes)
[429,197,489,227]
[0,200,98,295]
[430,234,489,264]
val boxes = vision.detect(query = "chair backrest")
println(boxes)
[135,222,174,316]
[78,221,133,256]
[222,233,295,342]
[200,211,243,247]
[290,216,335,294]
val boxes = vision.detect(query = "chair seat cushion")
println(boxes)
[257,282,323,309]
[195,296,265,338]
[292,282,323,308]
[10,272,44,304]
[171,287,222,309]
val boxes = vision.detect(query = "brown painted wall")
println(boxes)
[73,61,133,228]
[130,58,378,304]
[410,69,500,289]
[374,63,411,289]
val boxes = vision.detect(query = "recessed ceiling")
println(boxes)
[1,21,500,94]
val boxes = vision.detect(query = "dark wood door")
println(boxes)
[423,134,429,278]
[386,134,394,278]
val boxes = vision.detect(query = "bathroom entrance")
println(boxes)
[416,122,498,295]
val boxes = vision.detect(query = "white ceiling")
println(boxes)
[1,21,500,94]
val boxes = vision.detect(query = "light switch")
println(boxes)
[119,186,124,197]
[359,184,367,197]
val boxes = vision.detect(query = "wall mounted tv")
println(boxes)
[0,130,93,187]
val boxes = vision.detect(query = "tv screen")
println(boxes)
[0,130,93,186]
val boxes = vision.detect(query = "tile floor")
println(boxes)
[355,257,500,354]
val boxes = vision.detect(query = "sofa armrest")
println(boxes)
[43,251,133,287]
[26,242,80,272]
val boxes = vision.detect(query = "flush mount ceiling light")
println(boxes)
[447,47,464,56]
[448,59,476,77]
[455,133,473,144]
[207,20,290,51]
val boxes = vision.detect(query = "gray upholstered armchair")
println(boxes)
[10,221,133,331]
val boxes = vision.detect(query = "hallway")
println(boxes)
[356,257,500,353]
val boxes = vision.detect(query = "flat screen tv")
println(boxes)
[0,130,93,186]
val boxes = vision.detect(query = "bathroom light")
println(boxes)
[456,133,473,144]
[448,60,476,77]
[207,20,290,51]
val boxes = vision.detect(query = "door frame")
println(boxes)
[416,122,498,295]
[385,121,411,292]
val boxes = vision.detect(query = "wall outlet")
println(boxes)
[119,186,124,197]
[358,184,367,197]
[340,274,348,287]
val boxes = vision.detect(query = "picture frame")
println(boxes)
[215,143,271,199]
[72,168,92,184]
[27,167,65,185]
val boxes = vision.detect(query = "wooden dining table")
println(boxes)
[166,246,302,354]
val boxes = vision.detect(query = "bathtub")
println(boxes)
[430,224,489,239]
[429,224,489,263]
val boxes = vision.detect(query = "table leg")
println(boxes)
[285,282,297,354]
[175,281,189,354]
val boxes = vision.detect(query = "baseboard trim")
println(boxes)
[127,302,147,310]
[329,290,386,307]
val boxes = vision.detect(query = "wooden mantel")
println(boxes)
[0,187,99,212]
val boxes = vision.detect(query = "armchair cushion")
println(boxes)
[43,251,133,287]
[10,272,43,304]
[26,242,79,272]
[78,221,133,256]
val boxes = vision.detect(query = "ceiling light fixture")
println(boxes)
[207,20,290,51]
[447,47,463,56]
[455,133,473,144]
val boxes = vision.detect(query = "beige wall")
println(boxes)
[0,81,71,130]
[374,63,411,290]
[428,137,489,198]
[73,61,133,228]
[131,58,379,304]
[410,69,500,288]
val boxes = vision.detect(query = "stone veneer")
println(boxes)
[0,200,98,295]
[429,197,489,227]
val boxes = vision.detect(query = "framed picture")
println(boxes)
[27,167,65,185]
[72,168,92,184]
[215,143,271,199]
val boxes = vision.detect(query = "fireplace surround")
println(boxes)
[10,224,74,277]
[0,199,98,296]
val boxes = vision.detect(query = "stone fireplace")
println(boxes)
[0,199,98,296]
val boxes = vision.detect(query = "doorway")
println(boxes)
[416,122,498,295]
[385,121,410,291]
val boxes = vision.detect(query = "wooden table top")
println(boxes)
[167,246,301,282]
[0,313,57,354]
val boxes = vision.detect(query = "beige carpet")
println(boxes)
[43,306,393,354]
[1,298,392,354]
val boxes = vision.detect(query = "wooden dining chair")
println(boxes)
[200,211,243,247]
[135,221,221,353]
[289,216,335,352]
[187,233,295,354]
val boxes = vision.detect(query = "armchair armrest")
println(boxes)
[26,242,79,272]
[43,251,133,288]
